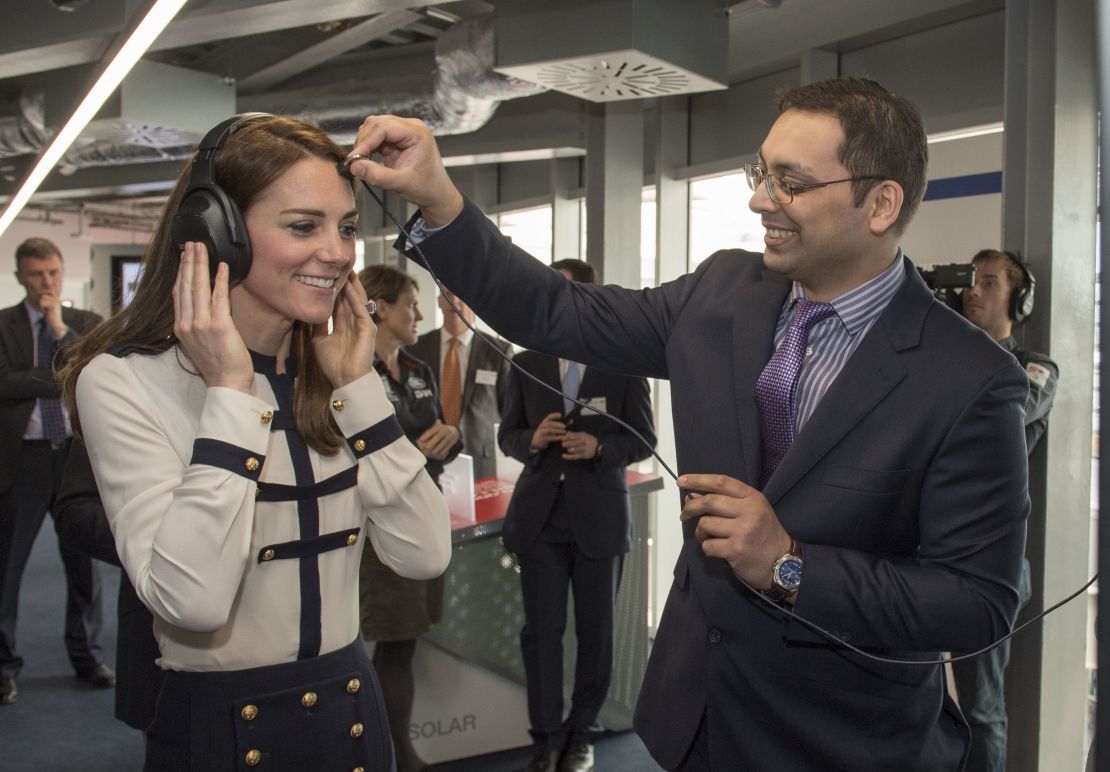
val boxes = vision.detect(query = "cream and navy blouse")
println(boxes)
[76,347,451,673]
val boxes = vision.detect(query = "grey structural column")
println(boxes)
[551,156,583,261]
[585,101,644,287]
[649,94,690,633]
[1003,1,1096,770]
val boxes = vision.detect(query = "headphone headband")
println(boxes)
[188,112,273,189]
[172,112,275,284]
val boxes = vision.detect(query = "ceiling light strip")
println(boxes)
[0,0,189,238]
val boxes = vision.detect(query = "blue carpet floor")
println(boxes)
[0,518,663,771]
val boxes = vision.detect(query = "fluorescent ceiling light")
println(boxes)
[425,7,462,23]
[0,0,188,238]
[927,123,1004,144]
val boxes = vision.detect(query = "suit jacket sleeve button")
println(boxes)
[708,628,722,644]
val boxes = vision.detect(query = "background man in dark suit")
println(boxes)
[0,237,109,705]
[348,76,1030,771]
[54,437,164,733]
[498,259,655,772]
[407,288,512,480]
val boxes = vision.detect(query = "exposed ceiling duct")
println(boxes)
[244,12,546,143]
[0,12,544,175]
[492,0,729,102]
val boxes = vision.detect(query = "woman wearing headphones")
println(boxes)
[61,115,451,772]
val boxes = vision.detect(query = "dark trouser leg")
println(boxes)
[564,549,622,744]
[951,558,1032,772]
[57,529,102,674]
[372,638,425,772]
[519,537,572,752]
[0,446,53,678]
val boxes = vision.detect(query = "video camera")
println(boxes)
[917,262,975,312]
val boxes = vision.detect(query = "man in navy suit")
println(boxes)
[407,288,512,480]
[0,237,109,705]
[348,77,1030,771]
[498,259,655,772]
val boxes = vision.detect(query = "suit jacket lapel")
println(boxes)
[732,272,791,485]
[541,354,565,415]
[762,260,928,502]
[1,304,33,367]
[461,333,481,412]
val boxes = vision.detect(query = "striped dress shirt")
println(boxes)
[775,252,905,433]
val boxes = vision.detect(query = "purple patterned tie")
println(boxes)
[755,298,835,486]
[37,317,68,443]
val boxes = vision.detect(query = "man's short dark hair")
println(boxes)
[551,259,596,284]
[776,77,928,234]
[15,237,62,270]
[971,249,1026,293]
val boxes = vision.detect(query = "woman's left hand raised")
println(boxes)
[313,273,375,388]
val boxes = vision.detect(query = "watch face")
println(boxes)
[775,557,803,591]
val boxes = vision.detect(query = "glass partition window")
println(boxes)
[498,206,553,265]
[688,173,764,271]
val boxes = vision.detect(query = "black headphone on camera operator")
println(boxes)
[170,112,275,284]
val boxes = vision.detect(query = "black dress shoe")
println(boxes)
[557,742,594,772]
[0,676,16,704]
[522,749,560,772]
[76,663,116,688]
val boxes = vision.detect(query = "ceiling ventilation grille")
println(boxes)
[500,51,723,103]
[494,0,728,103]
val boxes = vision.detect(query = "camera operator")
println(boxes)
[953,248,1058,772]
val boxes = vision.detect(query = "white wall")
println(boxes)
[904,131,1004,266]
[0,211,150,316]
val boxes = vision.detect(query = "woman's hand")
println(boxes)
[173,242,253,393]
[416,420,460,461]
[313,273,375,388]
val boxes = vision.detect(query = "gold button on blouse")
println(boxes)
[350,723,364,738]
[301,691,318,708]
[245,749,261,766]
[346,678,361,694]
[332,399,344,411]
[241,704,258,721]
[353,439,366,452]
[245,457,260,472]
[261,549,275,561]
[260,410,273,424]
[346,533,358,546]
[354,768,365,772]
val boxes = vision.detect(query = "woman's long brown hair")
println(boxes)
[60,116,354,455]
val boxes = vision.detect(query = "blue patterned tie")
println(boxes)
[755,299,835,486]
[561,361,580,414]
[37,317,68,443]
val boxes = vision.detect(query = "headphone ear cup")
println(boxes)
[1012,282,1035,323]
[171,186,252,283]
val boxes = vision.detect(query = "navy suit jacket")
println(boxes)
[0,301,101,494]
[497,350,654,558]
[407,328,512,480]
[402,199,1030,771]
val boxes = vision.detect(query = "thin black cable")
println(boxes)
[351,172,1095,668]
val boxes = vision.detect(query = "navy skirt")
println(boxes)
[144,639,395,771]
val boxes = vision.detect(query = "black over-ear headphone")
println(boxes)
[171,113,273,283]
[1001,250,1036,323]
